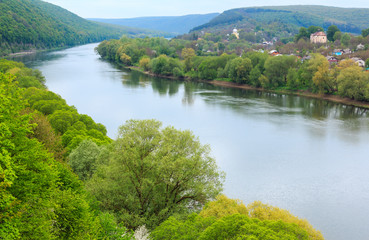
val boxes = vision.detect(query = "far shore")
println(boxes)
[123,65,369,110]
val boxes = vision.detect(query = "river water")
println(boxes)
[14,43,369,240]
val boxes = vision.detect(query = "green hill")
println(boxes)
[0,0,166,56]
[89,13,220,36]
[190,5,369,41]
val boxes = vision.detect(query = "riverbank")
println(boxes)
[123,65,369,110]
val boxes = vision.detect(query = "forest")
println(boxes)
[0,58,324,239]
[191,5,369,40]
[0,0,165,56]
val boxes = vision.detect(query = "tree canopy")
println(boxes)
[87,119,225,229]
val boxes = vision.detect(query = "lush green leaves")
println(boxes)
[87,119,224,229]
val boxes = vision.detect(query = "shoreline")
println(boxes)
[121,65,369,110]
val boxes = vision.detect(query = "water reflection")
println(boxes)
[8,51,67,67]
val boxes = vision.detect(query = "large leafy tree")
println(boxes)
[327,25,340,42]
[87,119,224,229]
[264,55,298,88]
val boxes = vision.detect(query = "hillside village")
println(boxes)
[263,29,368,70]
[191,25,369,71]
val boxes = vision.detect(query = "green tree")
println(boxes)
[264,55,298,88]
[181,48,196,71]
[286,67,299,89]
[312,59,336,93]
[295,27,309,42]
[362,28,369,38]
[68,139,102,181]
[307,26,323,35]
[327,25,340,42]
[337,65,369,101]
[249,67,262,87]
[139,56,151,71]
[87,119,224,229]
[224,57,253,84]
[341,33,351,47]
[333,31,342,41]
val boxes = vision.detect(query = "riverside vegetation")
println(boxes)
[96,26,369,104]
[0,58,324,239]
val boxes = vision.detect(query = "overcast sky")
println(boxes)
[42,0,369,18]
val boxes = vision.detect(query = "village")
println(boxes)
[250,29,369,71]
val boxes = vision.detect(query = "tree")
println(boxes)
[295,27,309,42]
[151,195,323,240]
[341,33,351,47]
[249,67,262,87]
[68,139,102,181]
[264,55,298,88]
[224,57,253,84]
[312,59,335,94]
[327,25,340,42]
[181,48,196,71]
[307,26,323,35]
[337,65,369,101]
[139,56,151,71]
[333,31,342,41]
[362,28,369,38]
[87,119,224,229]
[247,201,324,240]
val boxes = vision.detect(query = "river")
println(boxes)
[14,43,369,240]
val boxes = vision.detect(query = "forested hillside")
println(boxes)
[0,0,164,56]
[89,13,220,36]
[190,5,369,41]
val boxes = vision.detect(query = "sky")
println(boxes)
[42,0,369,18]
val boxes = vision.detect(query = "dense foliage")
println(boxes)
[0,0,164,56]
[151,195,323,240]
[0,59,132,239]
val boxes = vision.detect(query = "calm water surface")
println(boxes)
[16,43,369,240]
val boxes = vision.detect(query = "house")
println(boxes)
[326,56,338,63]
[269,50,281,56]
[232,28,239,39]
[357,43,365,51]
[310,31,327,44]
[343,49,351,55]
[351,57,365,68]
